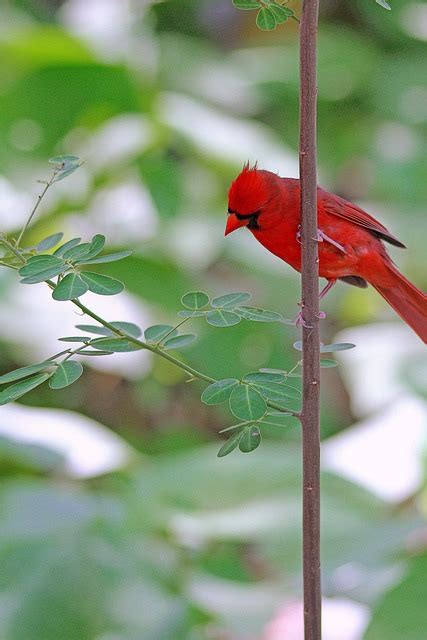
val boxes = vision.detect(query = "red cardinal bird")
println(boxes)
[226,164,427,343]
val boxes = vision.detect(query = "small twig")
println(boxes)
[16,168,58,246]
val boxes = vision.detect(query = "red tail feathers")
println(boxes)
[372,265,427,343]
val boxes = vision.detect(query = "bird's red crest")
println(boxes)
[228,163,269,214]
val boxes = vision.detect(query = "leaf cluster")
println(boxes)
[17,232,130,300]
[232,0,298,30]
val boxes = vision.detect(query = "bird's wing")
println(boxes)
[319,189,405,248]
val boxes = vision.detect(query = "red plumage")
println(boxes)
[226,166,427,343]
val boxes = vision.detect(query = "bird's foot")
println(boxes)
[296,226,346,254]
[295,310,312,329]
[315,229,347,254]
[295,300,327,327]
[295,302,313,328]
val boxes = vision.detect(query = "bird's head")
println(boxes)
[225,164,278,236]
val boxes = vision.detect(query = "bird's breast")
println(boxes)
[251,222,302,272]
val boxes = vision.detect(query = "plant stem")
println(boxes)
[299,0,322,638]
[0,234,26,262]
[16,171,57,246]
[57,287,298,414]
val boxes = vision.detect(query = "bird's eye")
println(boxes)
[227,207,235,215]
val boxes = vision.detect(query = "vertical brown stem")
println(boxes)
[299,1,321,639]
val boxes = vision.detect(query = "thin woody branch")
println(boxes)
[299,0,322,638]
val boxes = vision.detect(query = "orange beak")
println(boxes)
[224,214,245,236]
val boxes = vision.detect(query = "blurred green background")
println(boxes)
[0,0,426,638]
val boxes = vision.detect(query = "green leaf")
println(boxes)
[52,273,89,301]
[53,163,82,182]
[89,337,142,352]
[36,233,64,252]
[49,155,80,164]
[239,426,261,453]
[109,322,142,338]
[77,350,113,356]
[58,336,91,342]
[144,324,178,343]
[76,251,132,265]
[260,412,293,426]
[320,343,356,353]
[62,234,106,263]
[0,373,51,405]
[162,334,197,350]
[206,310,241,328]
[80,272,124,296]
[20,264,68,284]
[269,3,291,24]
[320,359,339,368]
[260,368,289,374]
[243,371,287,384]
[181,291,210,310]
[178,310,208,318]
[75,322,142,338]
[201,379,239,405]
[53,237,81,256]
[75,324,111,336]
[210,292,251,309]
[77,234,106,261]
[236,306,284,322]
[232,0,261,9]
[19,255,65,277]
[217,430,243,458]
[249,380,301,402]
[293,341,355,352]
[229,384,266,421]
[375,0,391,9]
[62,242,93,261]
[0,362,53,384]
[49,361,83,389]
[256,7,276,30]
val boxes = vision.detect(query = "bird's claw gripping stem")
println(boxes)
[315,229,347,254]
[296,225,347,255]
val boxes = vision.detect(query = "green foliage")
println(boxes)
[206,309,241,327]
[19,255,67,284]
[53,238,81,256]
[211,292,252,309]
[232,0,261,9]
[0,362,53,384]
[0,374,52,406]
[52,273,89,300]
[181,291,210,310]
[48,361,83,389]
[256,7,276,31]
[36,233,64,252]
[162,334,197,350]
[201,379,239,405]
[293,341,355,352]
[49,154,83,182]
[80,272,124,296]
[144,325,178,343]
[88,337,142,352]
[229,384,266,421]
[376,0,391,9]
[239,425,262,452]
[231,0,297,30]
